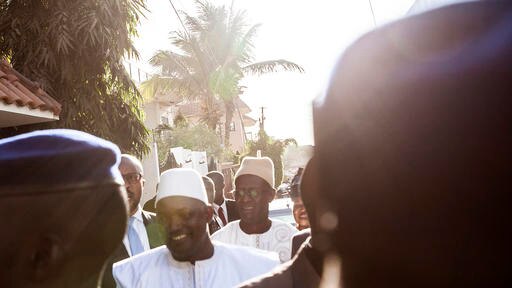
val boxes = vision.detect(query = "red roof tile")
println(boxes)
[0,59,61,116]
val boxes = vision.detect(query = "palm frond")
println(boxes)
[242,60,304,75]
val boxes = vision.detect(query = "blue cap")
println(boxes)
[0,129,123,194]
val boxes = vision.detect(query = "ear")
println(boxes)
[29,234,63,282]
[266,188,276,203]
[205,205,214,222]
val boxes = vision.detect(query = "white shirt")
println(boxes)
[212,200,228,227]
[211,219,298,263]
[113,242,279,288]
[122,206,150,256]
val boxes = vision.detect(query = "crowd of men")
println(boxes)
[1,1,511,287]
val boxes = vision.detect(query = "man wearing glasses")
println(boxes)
[102,154,163,288]
[211,156,297,263]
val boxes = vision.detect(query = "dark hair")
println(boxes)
[289,168,304,198]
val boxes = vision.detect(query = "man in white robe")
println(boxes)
[113,168,279,288]
[211,157,297,262]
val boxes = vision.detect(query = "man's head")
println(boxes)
[202,176,215,204]
[206,171,225,205]
[119,154,144,216]
[314,4,512,286]
[289,168,310,231]
[234,157,276,231]
[156,169,213,263]
[0,129,127,288]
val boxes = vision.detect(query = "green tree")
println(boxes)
[245,129,297,187]
[0,0,149,156]
[156,123,223,166]
[142,0,303,148]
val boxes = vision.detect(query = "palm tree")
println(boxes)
[0,0,149,156]
[143,0,303,147]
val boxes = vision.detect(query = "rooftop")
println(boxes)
[0,59,61,128]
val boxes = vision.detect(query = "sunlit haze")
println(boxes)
[132,0,415,145]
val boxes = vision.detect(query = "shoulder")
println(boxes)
[292,229,311,256]
[211,220,239,238]
[113,245,167,272]
[271,219,298,234]
[237,257,293,288]
[292,228,311,241]
[113,246,168,287]
[141,210,157,223]
[213,241,280,266]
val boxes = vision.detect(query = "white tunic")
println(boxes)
[113,242,279,288]
[211,219,298,263]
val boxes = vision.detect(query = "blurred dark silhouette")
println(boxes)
[313,1,512,287]
[0,130,127,288]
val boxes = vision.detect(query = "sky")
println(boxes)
[132,0,417,145]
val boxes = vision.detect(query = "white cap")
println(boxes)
[156,168,208,205]
[235,156,275,188]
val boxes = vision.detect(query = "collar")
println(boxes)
[166,243,217,268]
[131,205,143,222]
[212,200,226,211]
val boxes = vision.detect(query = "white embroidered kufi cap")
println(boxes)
[235,156,275,188]
[156,168,208,205]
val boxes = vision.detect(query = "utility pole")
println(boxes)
[259,107,266,131]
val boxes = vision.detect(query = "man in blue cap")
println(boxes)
[0,129,128,288]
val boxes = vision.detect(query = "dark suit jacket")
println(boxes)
[239,238,320,288]
[208,214,223,235]
[225,199,240,222]
[142,196,156,213]
[101,210,164,288]
[291,228,311,257]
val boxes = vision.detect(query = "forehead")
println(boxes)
[203,181,214,191]
[156,196,204,214]
[119,157,142,174]
[235,175,269,189]
[207,173,223,185]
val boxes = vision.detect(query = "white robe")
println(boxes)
[113,242,279,288]
[211,219,298,263]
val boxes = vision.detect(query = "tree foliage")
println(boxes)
[0,0,149,157]
[244,129,297,187]
[156,123,223,167]
[143,0,303,148]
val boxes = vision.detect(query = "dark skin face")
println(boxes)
[202,177,215,204]
[234,175,275,234]
[292,196,310,230]
[0,185,127,288]
[119,157,144,216]
[156,196,214,263]
[207,172,225,205]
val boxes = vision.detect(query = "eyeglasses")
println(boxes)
[122,173,142,185]
[234,189,261,200]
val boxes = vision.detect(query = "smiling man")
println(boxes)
[212,157,298,263]
[112,168,279,287]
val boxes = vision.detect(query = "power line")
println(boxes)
[167,0,191,39]
[368,0,377,27]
